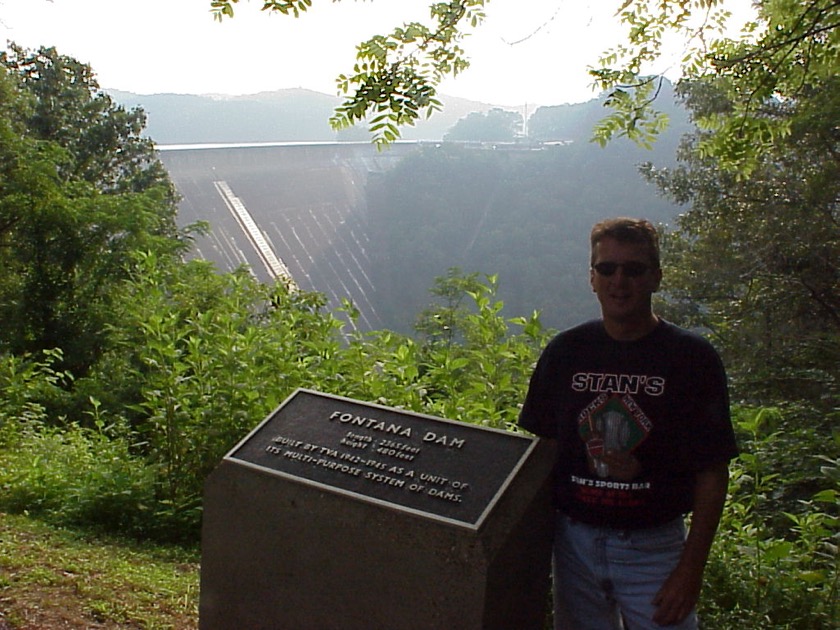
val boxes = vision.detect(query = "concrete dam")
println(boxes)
[159,142,421,332]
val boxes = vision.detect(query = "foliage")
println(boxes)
[0,349,72,433]
[700,406,839,628]
[1,44,172,193]
[412,270,547,429]
[210,0,487,146]
[336,269,549,430]
[0,263,550,538]
[0,352,156,537]
[593,0,840,173]
[0,258,836,627]
[84,252,344,537]
[646,78,839,408]
[590,0,734,149]
[206,1,838,171]
[0,46,186,377]
[365,142,678,334]
[0,417,156,536]
[443,107,524,142]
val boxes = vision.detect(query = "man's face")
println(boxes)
[590,237,662,325]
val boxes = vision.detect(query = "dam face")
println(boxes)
[159,142,420,332]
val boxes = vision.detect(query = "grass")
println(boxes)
[0,512,199,629]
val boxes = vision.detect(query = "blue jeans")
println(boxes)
[552,513,698,630]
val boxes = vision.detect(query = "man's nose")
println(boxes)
[611,268,631,282]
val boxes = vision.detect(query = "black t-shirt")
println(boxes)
[519,319,738,529]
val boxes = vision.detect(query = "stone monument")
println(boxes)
[200,388,556,629]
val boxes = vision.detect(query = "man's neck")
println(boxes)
[603,313,660,341]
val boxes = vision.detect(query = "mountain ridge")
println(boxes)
[108,87,522,145]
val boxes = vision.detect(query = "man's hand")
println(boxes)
[651,461,730,626]
[652,561,703,625]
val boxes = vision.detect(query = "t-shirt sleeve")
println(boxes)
[684,337,739,469]
[518,341,562,438]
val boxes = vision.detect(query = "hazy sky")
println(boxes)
[0,0,752,107]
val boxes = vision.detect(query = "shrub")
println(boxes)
[0,415,157,536]
[699,407,839,628]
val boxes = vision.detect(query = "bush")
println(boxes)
[1,271,837,628]
[699,407,839,628]
[0,416,157,536]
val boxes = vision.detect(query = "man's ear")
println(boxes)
[652,267,663,292]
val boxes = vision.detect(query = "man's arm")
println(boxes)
[652,461,729,626]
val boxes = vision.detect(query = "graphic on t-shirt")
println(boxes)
[578,393,652,478]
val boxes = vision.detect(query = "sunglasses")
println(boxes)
[592,261,652,278]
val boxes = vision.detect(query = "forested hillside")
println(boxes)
[366,138,683,333]
[359,81,692,332]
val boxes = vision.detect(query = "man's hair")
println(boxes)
[590,218,661,268]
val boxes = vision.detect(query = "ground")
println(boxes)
[0,513,198,629]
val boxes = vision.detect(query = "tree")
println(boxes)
[527,78,692,145]
[92,252,343,530]
[2,44,174,193]
[645,77,839,408]
[443,107,523,142]
[0,46,186,376]
[589,0,840,172]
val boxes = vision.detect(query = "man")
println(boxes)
[519,218,738,629]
